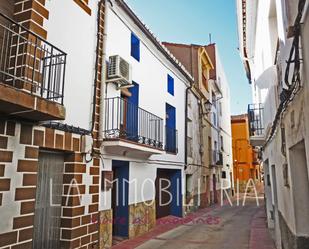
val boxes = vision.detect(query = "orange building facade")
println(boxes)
[231,114,261,191]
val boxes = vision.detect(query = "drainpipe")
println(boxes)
[184,83,193,170]
[98,0,109,143]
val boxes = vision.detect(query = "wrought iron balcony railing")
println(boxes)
[210,150,223,166]
[0,12,66,104]
[165,126,178,154]
[248,104,264,136]
[104,97,163,149]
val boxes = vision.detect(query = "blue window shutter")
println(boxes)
[167,74,174,95]
[131,33,140,61]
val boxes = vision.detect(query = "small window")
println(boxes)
[222,171,226,179]
[131,33,140,61]
[167,74,174,95]
[220,135,224,151]
[213,112,217,127]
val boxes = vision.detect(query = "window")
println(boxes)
[167,74,174,95]
[281,126,287,156]
[219,102,222,116]
[131,33,140,61]
[220,136,224,151]
[222,171,226,179]
[186,174,193,197]
[213,112,217,127]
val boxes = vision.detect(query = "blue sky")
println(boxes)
[126,0,252,115]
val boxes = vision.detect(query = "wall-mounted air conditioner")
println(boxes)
[107,55,132,87]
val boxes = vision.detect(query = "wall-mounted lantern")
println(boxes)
[204,100,212,114]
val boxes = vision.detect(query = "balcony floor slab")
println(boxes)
[0,83,66,121]
[103,139,164,157]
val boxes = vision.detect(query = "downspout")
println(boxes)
[185,83,193,170]
[185,47,195,170]
[91,1,101,134]
[98,0,109,143]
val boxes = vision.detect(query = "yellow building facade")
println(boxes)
[231,114,260,191]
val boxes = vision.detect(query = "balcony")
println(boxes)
[0,12,66,121]
[210,150,223,167]
[248,104,265,146]
[165,126,178,154]
[103,97,164,156]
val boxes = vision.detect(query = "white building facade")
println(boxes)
[98,0,193,246]
[209,47,233,201]
[0,0,103,248]
[237,0,309,248]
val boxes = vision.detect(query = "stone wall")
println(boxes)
[129,200,156,239]
[99,209,113,249]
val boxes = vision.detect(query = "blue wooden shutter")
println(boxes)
[131,33,140,61]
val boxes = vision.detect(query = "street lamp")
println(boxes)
[204,100,212,114]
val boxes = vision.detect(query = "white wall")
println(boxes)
[240,0,309,244]
[100,156,184,210]
[105,3,188,164]
[45,0,98,130]
[211,48,233,190]
[100,1,189,210]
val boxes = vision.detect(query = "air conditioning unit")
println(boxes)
[107,55,132,87]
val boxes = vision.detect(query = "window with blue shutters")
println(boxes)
[131,33,140,61]
[167,74,174,95]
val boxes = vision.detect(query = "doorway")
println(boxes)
[213,174,218,203]
[33,151,64,249]
[126,82,139,141]
[112,160,129,238]
[206,175,210,204]
[264,160,274,228]
[165,104,176,152]
[289,140,309,235]
[155,169,182,219]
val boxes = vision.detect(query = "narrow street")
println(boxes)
[113,195,275,249]
[0,0,308,248]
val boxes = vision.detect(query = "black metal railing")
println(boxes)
[248,104,264,136]
[210,150,223,166]
[104,97,163,149]
[0,12,66,104]
[216,151,223,165]
[165,126,178,153]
